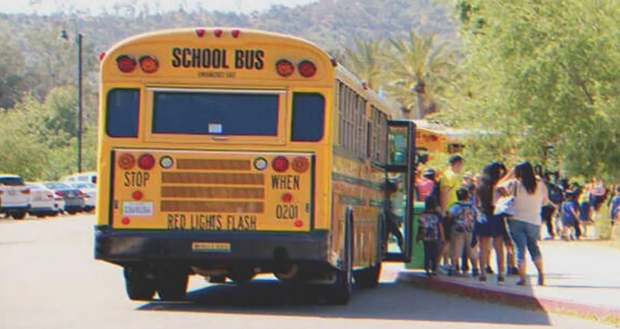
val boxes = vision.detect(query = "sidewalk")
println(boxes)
[398,240,620,325]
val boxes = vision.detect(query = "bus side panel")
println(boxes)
[330,152,383,270]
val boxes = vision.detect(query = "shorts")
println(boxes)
[475,213,507,238]
[450,231,477,260]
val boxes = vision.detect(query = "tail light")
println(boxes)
[214,29,223,37]
[231,29,240,38]
[298,60,316,78]
[21,188,30,195]
[77,190,84,196]
[253,157,268,171]
[195,28,206,37]
[281,193,293,203]
[132,190,144,201]
[159,156,174,169]
[46,193,54,199]
[276,59,294,77]
[116,55,137,73]
[138,154,156,170]
[118,153,136,170]
[272,156,289,172]
[99,52,106,61]
[55,191,64,197]
[139,55,159,74]
[294,219,303,228]
[291,157,310,174]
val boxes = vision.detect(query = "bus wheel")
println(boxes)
[228,270,255,284]
[156,271,188,301]
[124,266,156,301]
[354,262,382,289]
[326,207,354,305]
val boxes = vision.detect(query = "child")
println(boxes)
[447,188,480,277]
[417,195,444,276]
[578,185,591,237]
[609,187,620,242]
[561,191,579,240]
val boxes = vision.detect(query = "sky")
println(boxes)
[2,0,318,15]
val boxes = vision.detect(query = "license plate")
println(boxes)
[192,242,231,253]
[122,202,154,217]
[7,190,17,196]
[67,192,75,197]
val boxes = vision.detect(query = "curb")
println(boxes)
[397,271,620,326]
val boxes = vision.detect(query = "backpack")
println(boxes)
[548,183,563,205]
[452,203,476,233]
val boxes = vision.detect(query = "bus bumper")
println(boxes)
[94,226,330,268]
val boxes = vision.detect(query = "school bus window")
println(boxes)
[366,120,373,158]
[106,88,140,138]
[291,92,325,142]
[371,106,388,164]
[152,91,279,136]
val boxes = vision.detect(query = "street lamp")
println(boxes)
[60,29,83,174]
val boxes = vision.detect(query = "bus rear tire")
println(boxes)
[124,267,156,301]
[355,262,382,289]
[326,207,354,305]
[228,270,255,284]
[157,271,188,301]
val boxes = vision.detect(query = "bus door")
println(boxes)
[383,120,416,262]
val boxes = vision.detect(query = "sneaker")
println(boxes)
[447,268,456,276]
[511,267,519,275]
[485,266,494,274]
[497,275,505,283]
[479,275,487,282]
[472,268,480,277]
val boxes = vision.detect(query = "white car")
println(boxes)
[26,183,61,217]
[61,172,97,185]
[0,174,31,220]
[70,182,97,212]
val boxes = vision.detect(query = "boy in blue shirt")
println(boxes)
[561,191,579,240]
[609,187,620,241]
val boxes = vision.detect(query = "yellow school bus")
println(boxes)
[94,27,417,305]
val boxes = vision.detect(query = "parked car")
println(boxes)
[26,183,61,218]
[61,171,97,185]
[69,182,97,212]
[0,174,31,220]
[42,182,85,215]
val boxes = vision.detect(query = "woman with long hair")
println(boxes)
[475,161,508,282]
[498,161,549,286]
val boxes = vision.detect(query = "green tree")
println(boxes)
[448,0,620,179]
[341,37,385,89]
[383,30,457,119]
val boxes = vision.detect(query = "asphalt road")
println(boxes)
[0,214,614,329]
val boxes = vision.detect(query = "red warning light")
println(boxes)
[121,217,131,225]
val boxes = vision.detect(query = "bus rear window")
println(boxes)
[291,93,325,142]
[106,89,140,138]
[152,91,279,136]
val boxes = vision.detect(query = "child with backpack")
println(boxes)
[416,195,444,276]
[561,191,579,240]
[609,186,620,241]
[447,188,480,277]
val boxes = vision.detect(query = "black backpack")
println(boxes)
[547,182,564,204]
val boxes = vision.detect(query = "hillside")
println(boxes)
[0,0,457,54]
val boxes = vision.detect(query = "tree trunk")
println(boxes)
[413,82,426,119]
[416,91,425,119]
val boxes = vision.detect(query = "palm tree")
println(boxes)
[340,37,385,90]
[384,30,456,119]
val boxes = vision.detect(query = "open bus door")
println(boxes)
[383,120,416,262]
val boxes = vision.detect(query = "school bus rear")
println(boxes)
[94,28,335,300]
